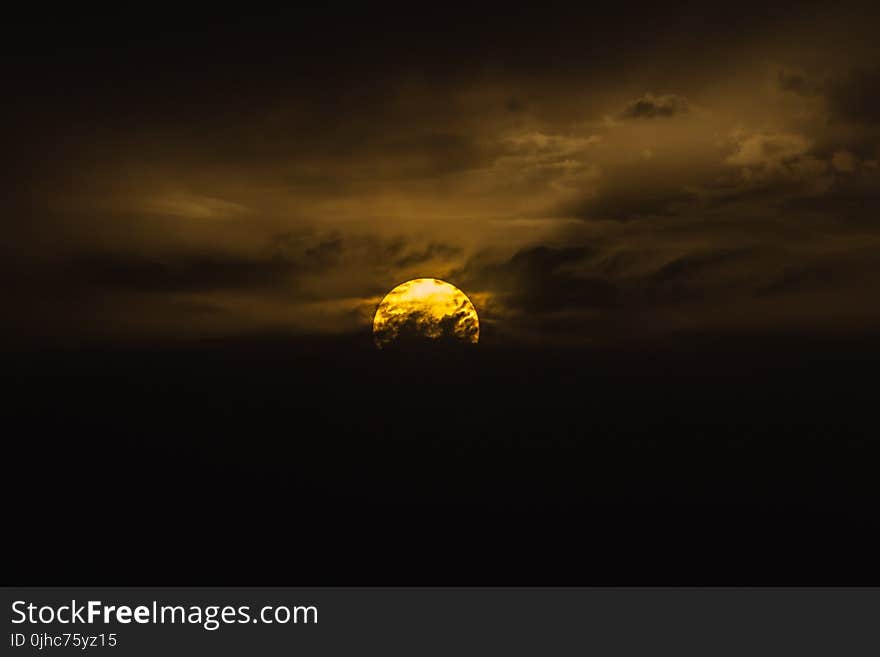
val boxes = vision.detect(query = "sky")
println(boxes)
[5,2,880,348]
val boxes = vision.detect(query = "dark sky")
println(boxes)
[5,2,880,347]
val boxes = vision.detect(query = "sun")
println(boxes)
[372,278,480,349]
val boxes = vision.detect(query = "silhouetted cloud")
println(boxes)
[505,97,528,113]
[373,307,478,349]
[568,186,697,222]
[827,68,880,124]
[392,243,461,268]
[459,246,618,315]
[69,235,348,294]
[776,66,880,124]
[776,68,822,97]
[618,93,690,119]
[73,253,294,293]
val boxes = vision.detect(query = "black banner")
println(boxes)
[3,588,879,656]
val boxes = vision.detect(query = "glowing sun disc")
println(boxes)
[372,278,480,349]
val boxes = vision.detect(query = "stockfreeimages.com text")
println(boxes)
[11,600,317,631]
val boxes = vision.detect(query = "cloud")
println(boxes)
[65,232,470,298]
[452,228,880,345]
[268,234,344,272]
[372,131,498,179]
[618,93,690,119]
[776,68,822,97]
[569,185,697,222]
[0,229,477,343]
[777,66,880,125]
[826,68,880,124]
[783,163,880,224]
[504,131,602,154]
[488,131,603,198]
[719,131,831,195]
[145,194,250,219]
[831,150,858,173]
[69,244,333,295]
[373,307,479,349]
[724,132,810,168]
[390,242,461,268]
[458,245,617,317]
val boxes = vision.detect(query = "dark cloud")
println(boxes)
[480,245,751,312]
[756,262,841,297]
[451,221,880,343]
[270,235,344,270]
[632,248,758,307]
[618,93,690,119]
[560,156,709,222]
[40,233,461,300]
[570,187,697,222]
[373,307,479,350]
[72,252,294,294]
[647,249,750,285]
[460,246,618,315]
[777,66,880,125]
[826,68,880,124]
[368,132,498,180]
[755,247,880,297]
[783,168,880,224]
[777,68,822,97]
[392,243,461,268]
